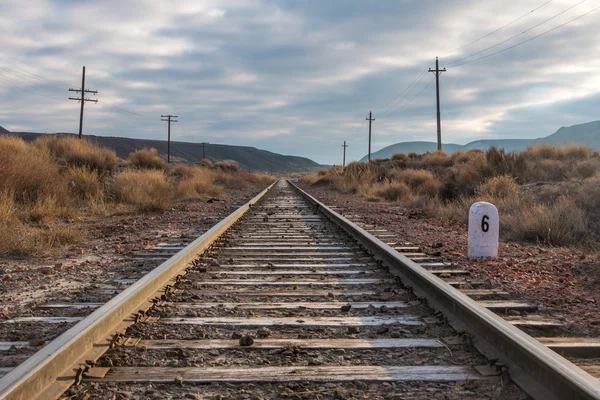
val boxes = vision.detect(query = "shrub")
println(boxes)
[128,148,167,170]
[0,136,69,206]
[199,158,213,167]
[112,169,171,211]
[398,169,436,188]
[414,151,452,168]
[177,167,223,200]
[477,175,519,199]
[370,182,411,202]
[35,135,117,173]
[504,196,587,246]
[64,166,104,203]
[568,159,599,179]
[391,153,408,162]
[214,160,240,172]
[451,150,470,164]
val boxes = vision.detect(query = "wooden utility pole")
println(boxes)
[68,66,98,139]
[428,57,446,151]
[366,111,375,162]
[160,114,178,163]
[342,141,348,167]
[201,142,209,159]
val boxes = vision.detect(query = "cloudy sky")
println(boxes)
[0,0,599,164]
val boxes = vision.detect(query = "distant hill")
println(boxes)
[0,128,320,173]
[361,120,600,160]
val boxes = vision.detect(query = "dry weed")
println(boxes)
[177,167,223,200]
[35,135,117,172]
[214,160,240,172]
[112,169,171,211]
[65,166,104,203]
[128,148,167,170]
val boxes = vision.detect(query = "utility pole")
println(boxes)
[428,57,446,151]
[342,141,348,167]
[201,142,209,159]
[68,66,98,139]
[366,111,375,162]
[160,114,178,163]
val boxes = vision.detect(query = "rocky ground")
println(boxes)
[299,184,600,338]
[0,184,267,367]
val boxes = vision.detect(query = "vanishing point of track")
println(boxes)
[1,180,600,399]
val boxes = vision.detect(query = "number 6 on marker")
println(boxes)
[481,215,489,233]
[468,203,498,259]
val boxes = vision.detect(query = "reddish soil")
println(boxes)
[300,184,600,337]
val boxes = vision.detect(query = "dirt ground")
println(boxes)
[0,185,266,338]
[299,184,600,338]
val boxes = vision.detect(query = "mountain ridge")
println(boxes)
[361,120,600,161]
[0,128,320,173]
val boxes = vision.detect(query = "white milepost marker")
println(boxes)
[468,202,499,259]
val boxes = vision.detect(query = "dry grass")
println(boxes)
[0,136,274,254]
[177,167,223,200]
[504,196,588,246]
[0,189,82,255]
[199,158,213,167]
[128,148,167,170]
[64,166,104,203]
[0,221,82,256]
[0,136,69,206]
[214,160,240,172]
[35,135,117,173]
[112,169,172,211]
[305,144,600,246]
[369,182,411,202]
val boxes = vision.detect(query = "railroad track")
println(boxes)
[0,180,600,399]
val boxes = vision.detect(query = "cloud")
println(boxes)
[0,0,598,164]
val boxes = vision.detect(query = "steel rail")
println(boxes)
[0,182,276,400]
[288,180,600,400]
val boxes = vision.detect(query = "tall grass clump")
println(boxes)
[0,136,69,206]
[128,148,167,170]
[35,135,117,173]
[112,170,171,211]
[177,167,223,200]
[214,160,240,172]
[369,182,411,202]
[504,196,587,246]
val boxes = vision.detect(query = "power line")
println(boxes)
[0,56,77,89]
[450,3,600,68]
[0,66,70,97]
[443,0,555,57]
[0,71,64,101]
[446,0,588,66]
[374,1,556,115]
[375,65,432,113]
[0,56,149,120]
[379,68,430,116]
[386,77,435,116]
